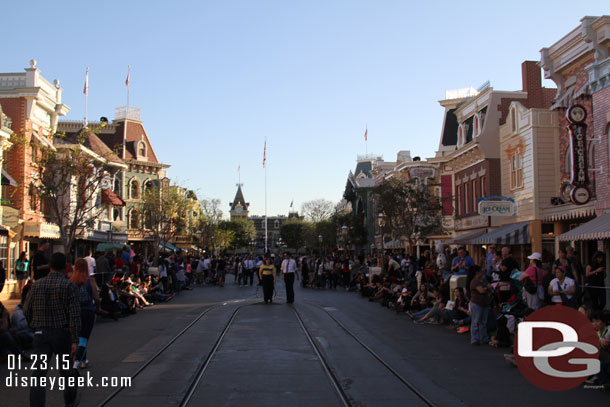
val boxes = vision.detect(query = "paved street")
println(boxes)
[2,279,608,406]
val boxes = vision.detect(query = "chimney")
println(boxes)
[521,60,542,94]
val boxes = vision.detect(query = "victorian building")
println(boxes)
[0,61,70,272]
[59,106,170,255]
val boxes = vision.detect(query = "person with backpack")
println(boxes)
[519,252,544,310]
[70,258,100,370]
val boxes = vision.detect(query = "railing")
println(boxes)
[115,106,141,121]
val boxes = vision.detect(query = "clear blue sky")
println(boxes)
[3,1,608,217]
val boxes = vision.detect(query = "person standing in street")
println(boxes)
[23,252,82,407]
[30,241,50,281]
[469,265,491,346]
[259,257,276,304]
[281,252,299,304]
[71,258,100,370]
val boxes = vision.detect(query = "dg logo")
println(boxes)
[514,305,600,391]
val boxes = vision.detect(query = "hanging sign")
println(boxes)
[477,196,516,216]
[566,105,590,205]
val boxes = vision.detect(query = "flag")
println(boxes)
[364,127,368,141]
[125,66,130,87]
[83,67,89,95]
[262,138,267,168]
[290,200,293,208]
[238,165,240,174]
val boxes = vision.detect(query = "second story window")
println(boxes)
[511,149,524,189]
[130,179,140,199]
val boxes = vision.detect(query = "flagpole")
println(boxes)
[264,137,268,254]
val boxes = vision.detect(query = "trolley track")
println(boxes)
[295,303,437,407]
[98,298,253,407]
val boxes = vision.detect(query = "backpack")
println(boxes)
[78,280,93,306]
[523,267,539,295]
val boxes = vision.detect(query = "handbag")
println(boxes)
[556,281,578,309]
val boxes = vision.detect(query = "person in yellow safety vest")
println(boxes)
[258,257,276,304]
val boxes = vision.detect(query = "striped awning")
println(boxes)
[444,228,487,246]
[558,212,610,241]
[471,221,531,245]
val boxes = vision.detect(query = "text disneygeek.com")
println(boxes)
[5,372,131,391]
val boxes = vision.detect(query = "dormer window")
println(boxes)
[137,140,147,159]
[473,115,479,138]
[511,107,518,134]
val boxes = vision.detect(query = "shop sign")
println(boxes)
[478,196,516,216]
[409,166,436,180]
[566,105,591,205]
[1,206,19,229]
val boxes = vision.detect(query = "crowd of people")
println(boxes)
[1,241,609,402]
[346,245,609,392]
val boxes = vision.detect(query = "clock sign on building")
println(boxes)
[566,104,591,205]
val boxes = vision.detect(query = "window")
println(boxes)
[143,180,153,197]
[511,108,518,133]
[274,220,280,229]
[511,150,524,189]
[465,182,470,215]
[138,141,147,158]
[113,208,121,221]
[474,115,479,138]
[144,211,152,230]
[481,176,486,198]
[130,179,140,199]
[472,179,478,213]
[114,176,122,196]
[129,209,139,229]
[457,185,462,216]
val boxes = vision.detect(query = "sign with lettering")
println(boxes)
[409,166,436,180]
[566,105,590,205]
[478,200,516,216]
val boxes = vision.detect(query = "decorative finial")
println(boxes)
[29,59,37,68]
[54,79,60,89]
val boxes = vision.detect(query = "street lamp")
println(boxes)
[341,225,349,252]
[318,234,323,256]
[378,213,386,266]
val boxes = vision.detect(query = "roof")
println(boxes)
[558,212,610,241]
[101,189,126,207]
[54,129,125,165]
[470,221,531,245]
[231,185,249,210]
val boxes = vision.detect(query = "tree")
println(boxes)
[136,184,191,265]
[219,218,256,250]
[280,219,306,250]
[20,126,122,254]
[373,175,443,254]
[332,210,368,251]
[198,198,224,252]
[301,199,335,222]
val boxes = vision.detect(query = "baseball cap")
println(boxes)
[527,252,542,261]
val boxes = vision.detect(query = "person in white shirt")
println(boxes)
[548,265,576,305]
[280,252,299,304]
[84,250,96,276]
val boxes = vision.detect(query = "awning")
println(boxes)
[471,221,530,245]
[444,229,487,246]
[1,169,17,187]
[558,212,610,241]
[101,189,126,207]
[96,242,125,252]
[160,242,180,252]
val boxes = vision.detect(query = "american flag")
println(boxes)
[83,67,89,95]
[364,127,368,141]
[262,138,267,168]
[125,66,130,87]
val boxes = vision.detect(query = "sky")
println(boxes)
[2,1,608,217]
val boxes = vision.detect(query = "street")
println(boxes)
[1,278,607,406]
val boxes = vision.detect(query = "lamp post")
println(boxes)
[378,213,386,268]
[318,234,323,257]
[341,225,349,253]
